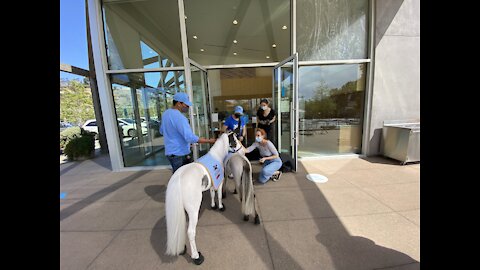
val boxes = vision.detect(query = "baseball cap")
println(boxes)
[173,92,192,107]
[234,105,244,115]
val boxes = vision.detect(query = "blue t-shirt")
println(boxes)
[224,115,246,135]
[160,108,199,156]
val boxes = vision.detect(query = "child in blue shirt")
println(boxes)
[222,105,247,142]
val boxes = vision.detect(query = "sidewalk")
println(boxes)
[60,154,419,270]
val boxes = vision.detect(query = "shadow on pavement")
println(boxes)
[298,161,418,269]
[60,152,112,176]
[91,152,112,170]
[145,184,195,265]
[60,170,151,221]
[143,159,418,269]
[60,160,83,176]
[360,155,420,167]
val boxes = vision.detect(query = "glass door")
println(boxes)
[186,58,212,159]
[272,53,299,171]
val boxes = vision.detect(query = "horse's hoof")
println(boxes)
[254,215,260,225]
[179,245,187,255]
[219,205,226,212]
[233,190,237,194]
[193,252,204,265]
[243,215,249,221]
[210,204,217,210]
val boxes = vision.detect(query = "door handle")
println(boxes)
[290,101,294,146]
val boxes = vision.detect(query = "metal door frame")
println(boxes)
[185,58,211,160]
[273,52,299,170]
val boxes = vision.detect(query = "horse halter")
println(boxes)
[227,132,240,153]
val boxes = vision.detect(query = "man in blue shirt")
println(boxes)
[222,105,247,142]
[160,92,216,172]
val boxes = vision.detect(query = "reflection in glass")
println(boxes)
[190,65,211,156]
[297,0,368,61]
[298,64,366,156]
[102,0,183,70]
[274,64,293,155]
[184,0,291,65]
[110,71,185,166]
[208,67,272,146]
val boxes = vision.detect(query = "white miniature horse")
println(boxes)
[224,148,261,224]
[165,132,241,265]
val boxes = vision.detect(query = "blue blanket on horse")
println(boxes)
[197,153,224,190]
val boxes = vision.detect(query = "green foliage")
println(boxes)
[303,76,365,119]
[64,135,95,161]
[60,79,95,126]
[60,126,96,150]
[113,86,164,122]
[60,126,82,149]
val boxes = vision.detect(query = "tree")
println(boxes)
[60,79,95,126]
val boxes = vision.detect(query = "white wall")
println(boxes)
[367,0,420,155]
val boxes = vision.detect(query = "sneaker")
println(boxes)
[272,171,282,182]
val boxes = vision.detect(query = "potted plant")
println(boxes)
[63,128,96,161]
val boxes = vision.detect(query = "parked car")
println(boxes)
[140,117,161,137]
[82,119,99,134]
[82,119,148,138]
[119,118,148,128]
[117,119,148,137]
[81,119,100,139]
[60,121,73,132]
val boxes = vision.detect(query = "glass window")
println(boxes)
[208,67,272,145]
[86,121,97,126]
[298,64,366,156]
[110,71,185,167]
[297,0,369,61]
[102,0,183,70]
[184,0,291,65]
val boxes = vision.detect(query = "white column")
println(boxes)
[87,0,124,170]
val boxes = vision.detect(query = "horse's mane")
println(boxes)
[208,133,229,161]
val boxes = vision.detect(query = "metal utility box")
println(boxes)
[382,120,420,164]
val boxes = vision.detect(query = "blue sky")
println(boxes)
[60,2,163,87]
[60,0,88,80]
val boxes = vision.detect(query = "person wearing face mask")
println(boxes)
[256,99,276,141]
[222,105,247,142]
[160,92,216,173]
[243,128,283,184]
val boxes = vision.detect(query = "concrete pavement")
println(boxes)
[60,154,419,270]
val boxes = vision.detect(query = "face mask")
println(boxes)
[255,136,263,143]
[234,113,241,118]
[261,106,268,110]
[181,106,189,113]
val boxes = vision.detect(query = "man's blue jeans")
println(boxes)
[167,153,193,173]
[258,158,282,184]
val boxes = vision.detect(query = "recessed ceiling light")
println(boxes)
[184,16,187,19]
[193,35,198,39]
[233,52,237,55]
[266,56,270,59]
[282,25,287,30]
[233,19,238,25]
[200,48,205,52]
[233,40,238,44]
[272,44,277,48]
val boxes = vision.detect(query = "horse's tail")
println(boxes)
[165,168,186,256]
[241,156,255,216]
